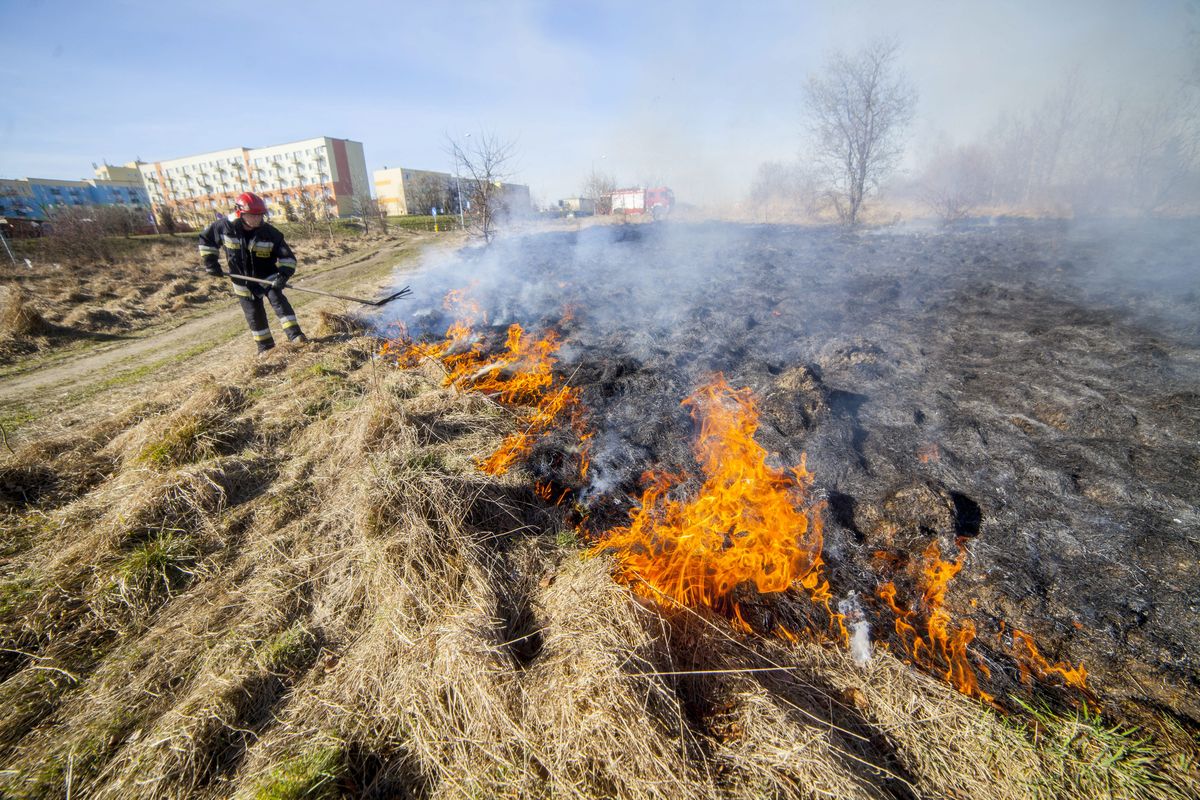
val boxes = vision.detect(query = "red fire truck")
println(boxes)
[609,186,675,219]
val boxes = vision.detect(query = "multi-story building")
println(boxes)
[0,179,41,221]
[91,163,149,206]
[373,166,532,217]
[0,163,151,222]
[138,137,369,222]
[374,167,456,216]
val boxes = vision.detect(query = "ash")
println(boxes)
[383,218,1200,722]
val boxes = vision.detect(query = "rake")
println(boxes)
[231,274,412,306]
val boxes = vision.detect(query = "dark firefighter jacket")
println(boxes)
[198,217,297,298]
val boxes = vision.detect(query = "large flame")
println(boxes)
[594,376,830,623]
[878,542,995,703]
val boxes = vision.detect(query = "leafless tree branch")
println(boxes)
[447,132,518,243]
[804,38,917,225]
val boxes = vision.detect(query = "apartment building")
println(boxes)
[373,166,533,217]
[374,167,456,216]
[138,137,369,221]
[0,163,150,222]
[90,163,151,208]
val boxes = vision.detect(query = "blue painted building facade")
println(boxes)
[0,171,151,223]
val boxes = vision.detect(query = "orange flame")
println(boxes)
[478,381,584,475]
[594,376,830,624]
[917,443,940,463]
[1011,629,1089,691]
[877,542,994,703]
[382,290,590,480]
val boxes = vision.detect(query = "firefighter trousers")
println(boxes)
[238,288,303,352]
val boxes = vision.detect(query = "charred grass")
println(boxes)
[0,330,1194,798]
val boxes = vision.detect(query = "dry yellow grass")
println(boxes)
[0,334,1195,799]
[0,287,53,338]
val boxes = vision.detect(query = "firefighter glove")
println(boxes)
[269,272,287,291]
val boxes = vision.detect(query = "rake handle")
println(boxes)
[225,274,409,306]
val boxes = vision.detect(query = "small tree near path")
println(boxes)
[352,191,389,235]
[448,132,517,243]
[157,205,178,234]
[805,38,917,225]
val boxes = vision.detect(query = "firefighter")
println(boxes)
[199,192,307,354]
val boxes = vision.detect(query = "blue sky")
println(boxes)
[1,0,1195,205]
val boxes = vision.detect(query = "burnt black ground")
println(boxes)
[385,219,1200,724]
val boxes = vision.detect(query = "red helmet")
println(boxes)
[234,192,267,217]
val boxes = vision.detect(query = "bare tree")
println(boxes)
[350,191,373,235]
[804,39,917,225]
[1123,91,1200,214]
[581,170,616,215]
[351,192,390,234]
[296,191,323,236]
[407,174,453,217]
[157,205,179,234]
[91,205,145,238]
[747,161,822,222]
[375,199,389,234]
[448,132,517,243]
[918,141,994,223]
[1030,70,1084,200]
[278,196,298,224]
[42,207,115,263]
[978,71,1200,215]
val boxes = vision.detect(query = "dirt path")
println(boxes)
[0,233,445,417]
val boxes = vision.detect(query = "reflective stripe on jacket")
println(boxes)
[198,217,297,293]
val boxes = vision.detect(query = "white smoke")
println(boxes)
[838,593,873,667]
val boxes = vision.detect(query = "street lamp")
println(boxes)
[454,132,471,230]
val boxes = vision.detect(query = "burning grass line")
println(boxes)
[385,306,591,481]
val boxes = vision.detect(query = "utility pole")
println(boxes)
[454,132,471,230]
[455,167,464,230]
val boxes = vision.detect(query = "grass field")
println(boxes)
[0,223,1196,798]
